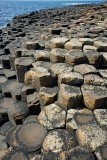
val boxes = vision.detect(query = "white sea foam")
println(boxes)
[62,3,86,6]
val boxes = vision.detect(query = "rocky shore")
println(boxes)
[0,2,107,160]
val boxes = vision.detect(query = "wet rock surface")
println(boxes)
[1,2,107,159]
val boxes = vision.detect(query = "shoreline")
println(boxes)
[0,1,107,159]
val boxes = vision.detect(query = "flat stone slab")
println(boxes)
[66,108,97,130]
[74,64,96,75]
[39,87,58,106]
[58,72,83,87]
[84,74,107,86]
[51,37,69,49]
[65,50,86,65]
[64,38,82,50]
[94,109,107,130]
[51,63,73,78]
[66,146,95,160]
[38,103,66,130]
[58,84,82,110]
[50,48,67,63]
[81,85,107,110]
[76,124,107,151]
[94,40,107,52]
[42,129,77,157]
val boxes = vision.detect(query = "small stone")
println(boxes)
[76,124,107,151]
[64,38,82,50]
[81,85,107,110]
[58,72,83,87]
[51,37,69,49]
[58,84,82,110]
[66,146,95,160]
[65,50,86,64]
[66,108,97,130]
[39,87,58,106]
[38,103,66,130]
[50,48,67,63]
[42,129,77,157]
[74,64,96,75]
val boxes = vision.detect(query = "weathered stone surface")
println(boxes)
[42,129,77,156]
[25,41,40,50]
[83,45,98,53]
[58,84,82,110]
[51,37,69,49]
[102,52,107,67]
[2,147,30,160]
[2,80,23,100]
[8,101,29,125]
[66,108,97,130]
[38,103,66,130]
[21,85,35,102]
[15,57,34,83]
[0,76,7,91]
[27,92,40,115]
[65,49,86,64]
[15,122,47,152]
[95,144,107,160]
[50,48,67,63]
[85,50,102,68]
[0,134,8,151]
[99,69,107,79]
[4,69,16,79]
[64,39,82,50]
[34,50,50,61]
[74,64,96,75]
[39,87,58,106]
[94,40,107,52]
[84,74,107,86]
[76,124,107,151]
[25,67,54,91]
[79,38,94,45]
[51,63,73,78]
[0,122,13,136]
[0,55,11,69]
[94,109,107,130]
[58,72,83,87]
[66,146,95,160]
[81,85,107,110]
[23,115,38,124]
